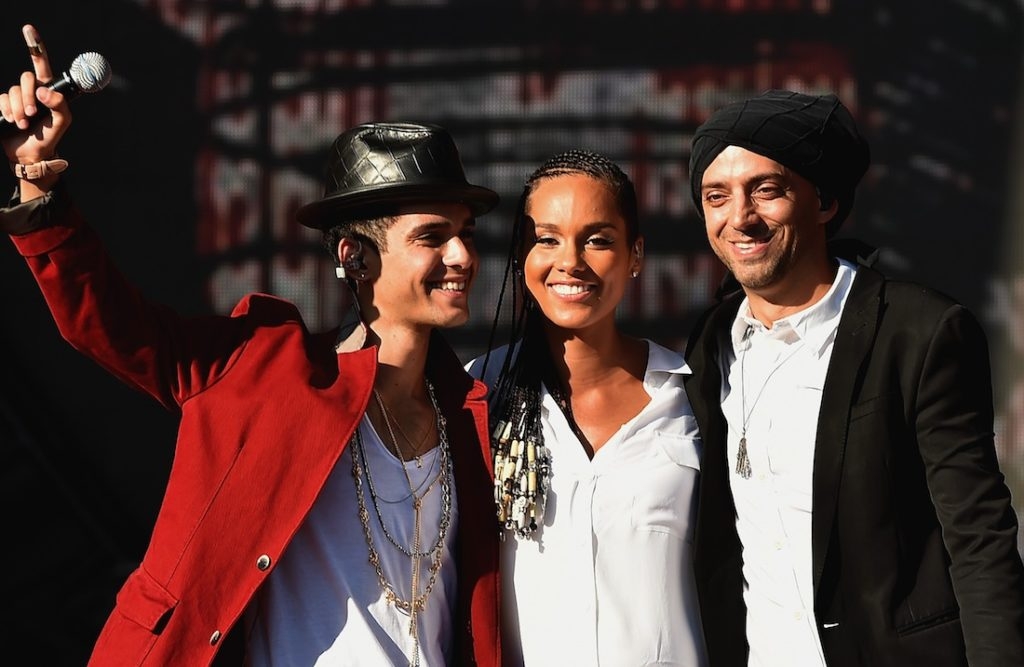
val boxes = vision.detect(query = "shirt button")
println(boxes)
[256,554,272,571]
[757,472,766,481]
[209,630,222,645]
[774,540,785,550]
[793,611,804,621]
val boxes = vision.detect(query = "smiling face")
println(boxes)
[522,173,641,334]
[358,201,478,332]
[700,145,836,310]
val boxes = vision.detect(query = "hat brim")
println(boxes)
[296,182,499,230]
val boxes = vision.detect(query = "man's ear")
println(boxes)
[817,189,838,225]
[336,237,368,280]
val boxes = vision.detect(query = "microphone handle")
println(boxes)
[0,70,80,140]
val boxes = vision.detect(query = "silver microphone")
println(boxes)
[0,51,113,137]
[53,52,113,96]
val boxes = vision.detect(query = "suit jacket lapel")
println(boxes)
[689,295,743,578]
[811,265,884,597]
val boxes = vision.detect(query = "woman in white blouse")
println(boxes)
[467,150,708,667]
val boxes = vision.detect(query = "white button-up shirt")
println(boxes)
[470,341,707,667]
[720,259,857,667]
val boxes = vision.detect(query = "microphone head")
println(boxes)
[68,52,112,93]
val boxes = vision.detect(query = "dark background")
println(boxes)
[1,1,1022,663]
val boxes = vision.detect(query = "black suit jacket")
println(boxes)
[685,251,1024,666]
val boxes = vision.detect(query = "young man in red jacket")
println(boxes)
[1,24,500,666]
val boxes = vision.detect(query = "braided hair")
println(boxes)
[482,149,639,537]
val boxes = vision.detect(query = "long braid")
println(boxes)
[483,149,639,538]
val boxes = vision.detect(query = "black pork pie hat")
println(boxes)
[296,122,499,230]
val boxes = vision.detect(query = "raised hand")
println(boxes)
[0,24,72,195]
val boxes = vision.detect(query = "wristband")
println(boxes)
[12,158,68,181]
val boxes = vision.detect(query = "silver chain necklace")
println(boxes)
[736,325,805,479]
[350,379,453,667]
[371,388,442,503]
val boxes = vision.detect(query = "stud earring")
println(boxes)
[335,266,347,279]
[631,270,639,278]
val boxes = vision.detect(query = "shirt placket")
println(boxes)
[546,387,603,667]
[568,474,601,666]
[761,344,827,666]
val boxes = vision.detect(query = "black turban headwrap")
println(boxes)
[689,89,871,236]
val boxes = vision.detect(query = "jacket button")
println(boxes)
[256,554,272,571]
[209,630,221,645]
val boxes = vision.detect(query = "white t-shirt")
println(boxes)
[468,340,708,667]
[243,417,458,666]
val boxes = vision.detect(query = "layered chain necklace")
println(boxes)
[379,392,436,468]
[350,379,453,667]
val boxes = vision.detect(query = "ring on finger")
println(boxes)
[28,41,44,57]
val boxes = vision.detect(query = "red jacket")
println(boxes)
[8,195,500,666]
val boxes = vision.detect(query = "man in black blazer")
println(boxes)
[683,89,1024,666]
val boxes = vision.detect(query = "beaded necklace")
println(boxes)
[351,380,452,667]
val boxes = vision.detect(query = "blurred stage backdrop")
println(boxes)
[1,0,1022,662]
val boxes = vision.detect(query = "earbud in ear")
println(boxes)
[337,240,367,279]
[336,262,367,281]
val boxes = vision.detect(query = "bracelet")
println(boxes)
[11,158,68,181]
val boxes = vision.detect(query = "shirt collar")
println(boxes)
[645,338,691,376]
[730,259,858,356]
[540,339,689,413]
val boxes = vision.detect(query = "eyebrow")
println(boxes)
[533,221,619,233]
[408,218,476,235]
[701,171,788,192]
